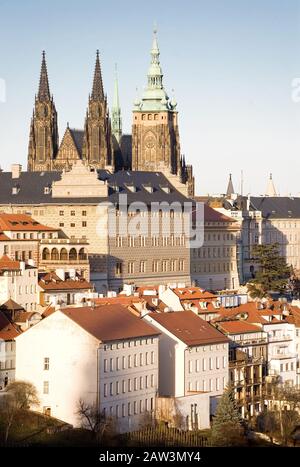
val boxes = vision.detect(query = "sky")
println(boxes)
[1,0,300,196]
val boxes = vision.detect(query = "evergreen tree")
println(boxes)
[247,243,291,298]
[211,386,245,446]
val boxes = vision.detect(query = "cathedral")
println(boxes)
[27,30,194,197]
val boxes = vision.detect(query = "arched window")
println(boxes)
[60,248,68,261]
[42,248,50,260]
[79,248,87,260]
[51,248,59,260]
[69,248,77,261]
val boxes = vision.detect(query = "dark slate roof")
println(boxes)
[0,170,191,205]
[69,129,84,156]
[250,197,300,219]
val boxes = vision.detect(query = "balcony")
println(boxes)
[268,335,292,343]
[269,353,297,360]
[40,238,88,245]
[40,259,88,265]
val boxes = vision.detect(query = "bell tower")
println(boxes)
[132,29,180,174]
[27,51,59,171]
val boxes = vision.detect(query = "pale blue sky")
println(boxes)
[1,0,300,195]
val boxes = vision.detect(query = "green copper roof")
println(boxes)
[112,64,122,143]
[134,29,177,112]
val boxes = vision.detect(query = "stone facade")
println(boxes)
[27,52,59,172]
[191,206,241,291]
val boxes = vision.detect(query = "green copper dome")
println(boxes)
[134,29,177,112]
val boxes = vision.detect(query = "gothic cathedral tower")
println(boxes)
[132,29,180,174]
[132,29,194,197]
[27,52,59,171]
[82,51,113,170]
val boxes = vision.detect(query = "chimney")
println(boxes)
[55,269,65,281]
[19,261,25,275]
[11,164,22,179]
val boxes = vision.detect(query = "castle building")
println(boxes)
[26,30,194,197]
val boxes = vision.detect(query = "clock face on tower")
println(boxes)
[144,131,156,162]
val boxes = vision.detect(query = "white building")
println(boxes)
[144,310,229,427]
[263,320,297,386]
[15,304,160,432]
[0,256,38,311]
[0,313,21,391]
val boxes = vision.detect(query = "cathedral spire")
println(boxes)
[147,27,163,90]
[226,173,235,197]
[38,51,51,101]
[112,64,122,143]
[266,173,277,197]
[91,50,104,101]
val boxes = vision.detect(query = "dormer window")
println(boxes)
[12,185,20,195]
[160,185,171,193]
[125,183,137,193]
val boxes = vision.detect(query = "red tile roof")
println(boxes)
[215,321,262,334]
[39,272,93,291]
[148,310,229,346]
[0,323,22,340]
[0,255,20,271]
[60,304,160,342]
[0,214,57,232]
[173,287,217,301]
[0,232,10,241]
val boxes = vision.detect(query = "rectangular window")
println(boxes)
[128,379,132,392]
[128,402,132,416]
[151,351,155,364]
[44,357,49,371]
[189,360,193,373]
[59,210,64,216]
[110,358,114,372]
[128,355,132,368]
[71,210,75,216]
[140,353,144,366]
[202,359,206,371]
[104,359,108,373]
[104,384,107,397]
[122,380,126,393]
[82,210,87,216]
[43,381,49,394]
[82,221,87,227]
[209,358,213,370]
[216,357,220,369]
[140,376,143,390]
[110,382,113,396]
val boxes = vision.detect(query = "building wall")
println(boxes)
[0,266,38,310]
[99,336,159,433]
[191,221,240,291]
[0,340,16,391]
[16,311,99,426]
[263,322,297,385]
[184,343,229,399]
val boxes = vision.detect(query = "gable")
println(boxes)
[55,128,81,163]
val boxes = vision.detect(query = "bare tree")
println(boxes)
[0,380,39,445]
[76,399,116,443]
